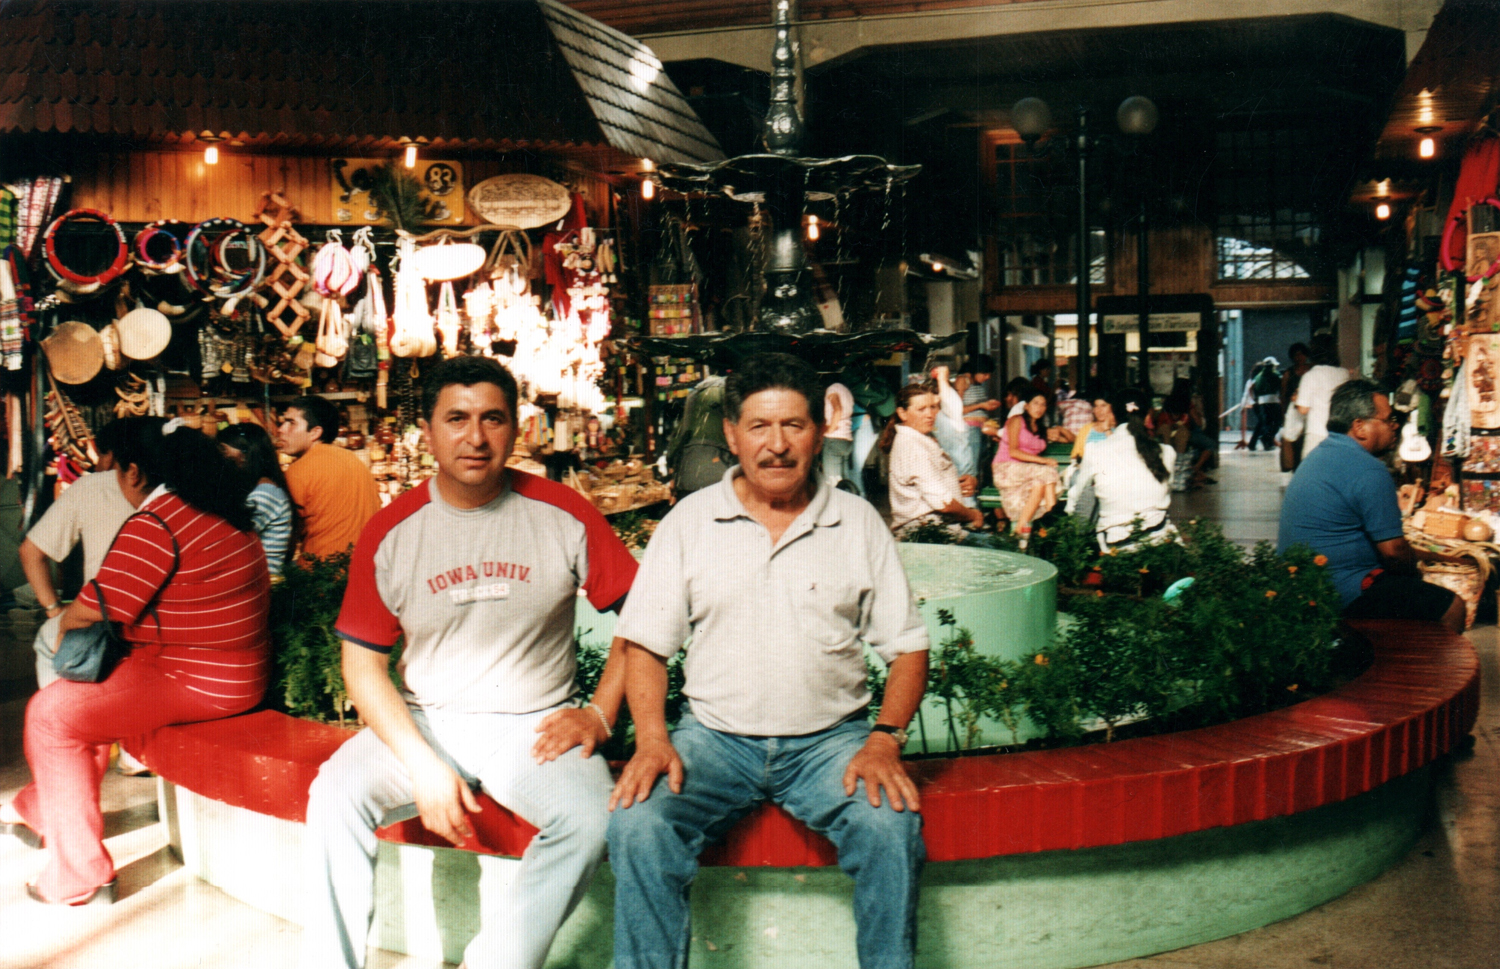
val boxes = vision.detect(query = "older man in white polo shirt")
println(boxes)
[607,353,931,969]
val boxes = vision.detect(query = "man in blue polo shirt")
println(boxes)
[1279,378,1464,633]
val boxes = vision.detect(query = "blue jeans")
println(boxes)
[608,714,924,969]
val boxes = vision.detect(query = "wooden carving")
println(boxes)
[257,193,312,339]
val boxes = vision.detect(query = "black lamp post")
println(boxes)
[1012,95,1158,390]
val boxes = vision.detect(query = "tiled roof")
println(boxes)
[563,0,1050,37]
[0,0,723,163]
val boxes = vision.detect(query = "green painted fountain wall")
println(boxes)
[574,544,1057,753]
[519,764,1432,968]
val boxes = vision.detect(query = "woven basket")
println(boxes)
[1417,542,1493,628]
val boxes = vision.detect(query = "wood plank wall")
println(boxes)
[65,150,615,227]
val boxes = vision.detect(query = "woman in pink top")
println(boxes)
[992,390,1060,548]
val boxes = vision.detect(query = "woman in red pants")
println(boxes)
[1,416,270,905]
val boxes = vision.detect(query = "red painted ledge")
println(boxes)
[136,619,1479,867]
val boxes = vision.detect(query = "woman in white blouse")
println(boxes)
[1066,388,1178,550]
[882,383,987,539]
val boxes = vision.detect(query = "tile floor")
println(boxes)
[0,443,1496,969]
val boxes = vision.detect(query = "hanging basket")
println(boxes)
[1418,542,1494,628]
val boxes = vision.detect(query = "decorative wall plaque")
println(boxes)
[467,174,572,229]
[1468,333,1500,429]
[331,159,466,225]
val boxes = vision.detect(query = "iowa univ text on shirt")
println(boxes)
[336,473,637,715]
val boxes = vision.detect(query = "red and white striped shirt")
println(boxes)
[79,491,271,711]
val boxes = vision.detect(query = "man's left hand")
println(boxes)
[842,732,920,812]
[958,474,978,497]
[532,708,610,764]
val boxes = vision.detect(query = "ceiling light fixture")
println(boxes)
[199,132,223,165]
[1376,203,1391,220]
[1416,126,1441,160]
[641,177,655,201]
[806,214,819,241]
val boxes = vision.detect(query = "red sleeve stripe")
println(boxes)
[509,470,638,611]
[334,481,430,650]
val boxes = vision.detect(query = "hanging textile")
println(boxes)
[1441,136,1500,269]
[542,193,588,318]
[0,188,17,250]
[1443,359,1471,459]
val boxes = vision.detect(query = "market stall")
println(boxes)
[0,0,726,529]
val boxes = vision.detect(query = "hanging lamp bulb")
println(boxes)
[806,215,820,241]
[405,143,418,168]
[641,178,655,201]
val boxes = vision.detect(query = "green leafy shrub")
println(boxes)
[1004,518,1343,744]
[897,519,963,545]
[268,552,405,725]
[574,632,686,760]
[267,516,1346,758]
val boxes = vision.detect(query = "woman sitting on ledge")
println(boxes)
[1066,388,1177,551]
[992,389,1060,549]
[1,417,270,906]
[884,382,998,544]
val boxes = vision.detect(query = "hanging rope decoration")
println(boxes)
[42,209,130,286]
[312,230,356,367]
[256,194,312,339]
[184,218,267,305]
[133,219,190,274]
[390,237,437,358]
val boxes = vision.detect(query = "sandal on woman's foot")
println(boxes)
[26,879,115,906]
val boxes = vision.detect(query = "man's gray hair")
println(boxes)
[1327,378,1385,435]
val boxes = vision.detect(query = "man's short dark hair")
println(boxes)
[288,395,341,444]
[724,353,823,425]
[1030,358,1053,377]
[422,355,519,420]
[1327,378,1385,435]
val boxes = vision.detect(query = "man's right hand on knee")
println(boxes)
[409,752,482,845]
[609,737,683,811]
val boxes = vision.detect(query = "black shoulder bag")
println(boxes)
[53,509,180,684]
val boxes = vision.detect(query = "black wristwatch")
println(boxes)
[871,723,909,747]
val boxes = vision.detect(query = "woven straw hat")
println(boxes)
[41,321,104,384]
[116,306,171,361]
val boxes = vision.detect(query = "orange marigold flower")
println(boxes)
[1034,654,1050,666]
[1313,555,1328,567]
[1265,590,1278,599]
[1287,565,1298,575]
[1287,683,1299,692]
[1038,528,1048,538]
[1096,590,1105,598]
[1308,600,1318,607]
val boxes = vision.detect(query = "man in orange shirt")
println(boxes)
[279,395,382,559]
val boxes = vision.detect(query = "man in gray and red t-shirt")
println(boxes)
[301,356,637,969]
